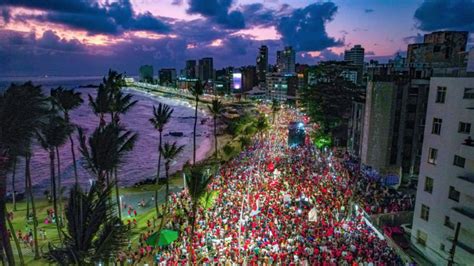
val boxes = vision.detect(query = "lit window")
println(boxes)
[421,204,430,221]
[428,148,437,164]
[424,176,433,193]
[417,230,427,246]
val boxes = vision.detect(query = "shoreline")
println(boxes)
[124,85,231,190]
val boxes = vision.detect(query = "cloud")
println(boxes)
[414,0,474,31]
[1,7,10,24]
[0,27,284,76]
[364,8,374,13]
[240,3,275,27]
[171,0,183,5]
[187,0,245,29]
[1,0,170,35]
[403,33,424,44]
[276,2,343,51]
[365,50,375,55]
[37,30,84,52]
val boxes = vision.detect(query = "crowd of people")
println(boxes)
[117,108,405,265]
[344,157,415,215]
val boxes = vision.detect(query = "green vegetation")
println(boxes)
[0,71,267,265]
[301,62,362,147]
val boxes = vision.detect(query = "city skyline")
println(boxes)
[1,0,473,76]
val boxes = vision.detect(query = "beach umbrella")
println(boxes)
[146,230,179,247]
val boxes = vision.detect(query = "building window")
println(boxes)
[428,148,437,164]
[464,88,474,99]
[458,122,471,134]
[431,118,442,135]
[421,204,430,221]
[453,155,465,168]
[424,176,433,193]
[448,186,460,202]
[444,216,455,229]
[436,86,446,103]
[417,230,427,246]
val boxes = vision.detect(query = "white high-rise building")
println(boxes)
[411,76,474,265]
[344,45,365,67]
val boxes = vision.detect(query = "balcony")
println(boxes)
[459,139,474,160]
[451,207,474,230]
[455,176,474,195]
[447,237,474,256]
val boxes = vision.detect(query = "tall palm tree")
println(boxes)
[78,123,137,219]
[10,157,17,211]
[185,165,213,263]
[24,151,40,259]
[0,82,47,265]
[149,103,174,217]
[37,110,70,240]
[271,99,281,125]
[157,142,184,231]
[207,99,224,159]
[51,87,84,184]
[89,83,112,127]
[99,70,137,220]
[190,80,204,165]
[47,183,128,265]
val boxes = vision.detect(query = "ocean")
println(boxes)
[0,76,213,195]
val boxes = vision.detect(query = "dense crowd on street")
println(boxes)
[117,109,405,265]
[344,157,415,215]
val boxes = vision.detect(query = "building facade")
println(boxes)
[411,77,474,265]
[198,57,214,82]
[241,66,257,92]
[158,68,177,86]
[257,45,268,84]
[266,73,297,102]
[344,45,365,67]
[276,46,296,75]
[139,65,154,83]
[185,60,197,79]
[407,31,468,67]
[360,71,430,179]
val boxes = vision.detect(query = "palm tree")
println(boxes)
[255,114,270,141]
[149,103,174,217]
[185,165,213,263]
[88,83,112,127]
[47,183,128,265]
[51,87,84,184]
[109,90,137,124]
[157,142,184,231]
[0,82,47,265]
[10,157,18,211]
[24,151,41,259]
[207,99,224,159]
[78,123,137,219]
[271,99,281,125]
[93,70,137,220]
[190,80,204,165]
[37,110,70,240]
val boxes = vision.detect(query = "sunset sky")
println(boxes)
[0,0,473,76]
